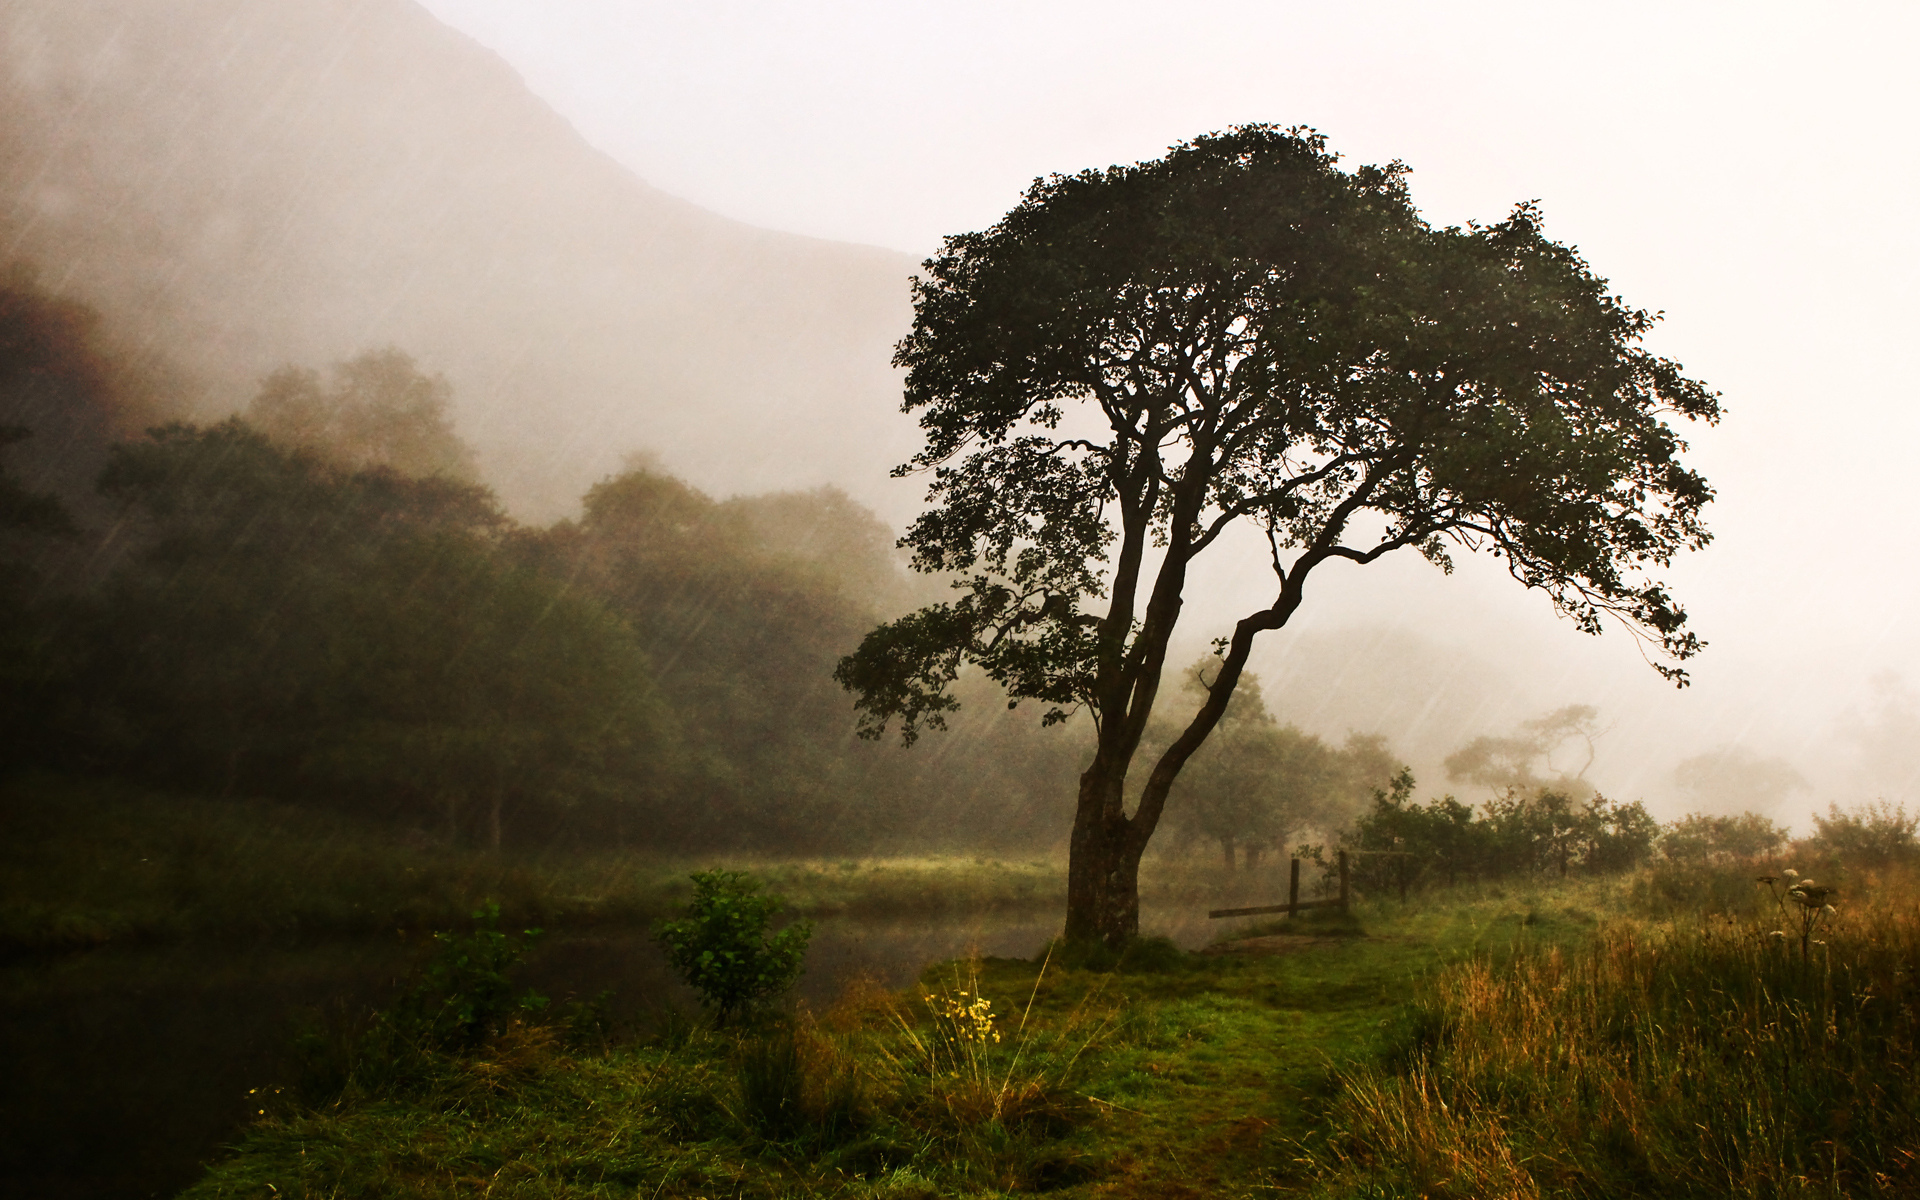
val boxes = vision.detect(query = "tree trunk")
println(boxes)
[488,791,503,852]
[1064,767,1144,947]
[1245,844,1264,872]
[1220,836,1237,872]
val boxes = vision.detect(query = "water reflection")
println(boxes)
[0,902,1227,1198]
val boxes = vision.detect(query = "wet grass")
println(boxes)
[1303,864,1920,1200]
[27,768,1915,1197]
[179,883,1615,1198]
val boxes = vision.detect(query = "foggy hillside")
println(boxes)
[5,0,1914,827]
[0,0,917,520]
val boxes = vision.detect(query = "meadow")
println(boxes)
[175,848,1918,1199]
[10,772,1916,1197]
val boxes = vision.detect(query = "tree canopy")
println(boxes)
[245,348,478,481]
[837,125,1719,944]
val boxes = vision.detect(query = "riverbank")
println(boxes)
[1,772,1339,958]
[178,863,1920,1198]
[0,773,1079,956]
[171,886,1606,1199]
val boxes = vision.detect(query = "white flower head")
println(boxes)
[1783,868,1800,880]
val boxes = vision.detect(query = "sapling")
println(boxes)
[654,869,811,1026]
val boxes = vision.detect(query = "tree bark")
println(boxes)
[1064,766,1144,946]
[1220,836,1237,872]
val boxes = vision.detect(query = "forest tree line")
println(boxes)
[1,273,1120,852]
[8,270,1841,869]
[0,272,1411,856]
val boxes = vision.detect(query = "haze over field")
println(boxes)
[3,0,1917,823]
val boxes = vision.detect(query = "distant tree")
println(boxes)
[1660,811,1789,862]
[1804,800,1918,868]
[0,425,76,768]
[246,348,478,480]
[1350,771,1654,887]
[1575,793,1660,874]
[726,484,918,612]
[1673,745,1808,817]
[527,467,898,849]
[836,126,1718,945]
[1347,769,1482,889]
[1159,658,1393,870]
[1445,705,1605,802]
[0,426,71,539]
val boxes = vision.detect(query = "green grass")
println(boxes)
[178,880,1628,1199]
[26,768,1917,1197]
[0,773,1073,954]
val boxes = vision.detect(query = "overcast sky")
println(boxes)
[413,0,1920,816]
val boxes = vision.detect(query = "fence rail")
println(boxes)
[1207,849,1351,919]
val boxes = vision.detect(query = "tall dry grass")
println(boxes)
[1311,866,1920,1199]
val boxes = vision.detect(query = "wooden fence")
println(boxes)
[1205,848,1420,919]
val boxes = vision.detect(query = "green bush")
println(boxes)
[288,902,549,1105]
[654,870,811,1025]
[1806,800,1918,868]
[400,901,549,1050]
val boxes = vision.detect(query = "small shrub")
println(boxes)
[654,869,812,1026]
[286,902,549,1104]
[559,988,617,1052]
[1805,800,1918,868]
[1115,935,1185,974]
[399,901,549,1050]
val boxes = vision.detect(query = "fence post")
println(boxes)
[1338,849,1350,913]
[1288,857,1300,918]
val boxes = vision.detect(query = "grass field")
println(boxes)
[14,771,1917,1197]
[177,875,1804,1199]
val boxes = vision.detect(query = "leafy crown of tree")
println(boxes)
[840,124,1716,752]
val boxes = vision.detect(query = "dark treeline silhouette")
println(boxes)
[0,275,1083,854]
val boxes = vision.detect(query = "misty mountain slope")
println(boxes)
[0,0,918,518]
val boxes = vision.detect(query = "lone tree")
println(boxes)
[836,126,1718,947]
